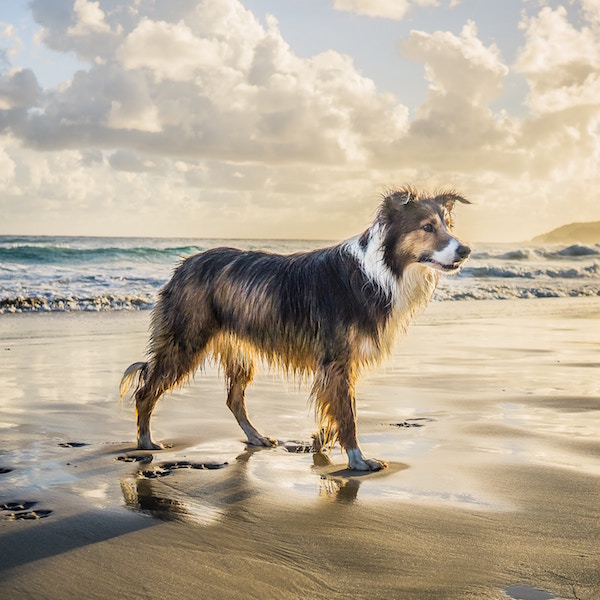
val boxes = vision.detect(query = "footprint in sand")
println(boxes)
[282,441,315,453]
[58,442,89,448]
[116,454,153,464]
[1,501,53,520]
[5,510,53,520]
[1,501,37,511]
[139,461,228,479]
[392,417,436,428]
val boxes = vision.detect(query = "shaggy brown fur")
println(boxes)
[120,187,471,471]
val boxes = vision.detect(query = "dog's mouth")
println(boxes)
[419,257,465,273]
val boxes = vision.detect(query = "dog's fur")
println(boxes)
[120,187,471,470]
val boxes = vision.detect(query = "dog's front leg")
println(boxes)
[340,411,387,471]
[314,364,387,471]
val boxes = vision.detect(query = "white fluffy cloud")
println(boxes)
[397,20,511,166]
[516,5,600,114]
[502,4,600,234]
[580,0,600,24]
[1,0,600,242]
[332,0,439,21]
[67,0,112,36]
[1,22,23,59]
[117,18,227,82]
[16,0,402,169]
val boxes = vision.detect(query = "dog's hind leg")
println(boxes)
[223,354,277,447]
[135,380,165,451]
[135,335,211,450]
[313,363,386,471]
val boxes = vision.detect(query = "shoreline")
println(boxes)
[1,297,599,599]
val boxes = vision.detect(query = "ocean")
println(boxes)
[0,235,598,313]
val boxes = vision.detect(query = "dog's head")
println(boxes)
[379,187,471,276]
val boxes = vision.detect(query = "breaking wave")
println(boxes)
[1,236,598,313]
[0,295,155,314]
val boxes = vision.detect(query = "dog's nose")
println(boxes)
[457,244,471,260]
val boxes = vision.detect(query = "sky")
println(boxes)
[1,0,600,242]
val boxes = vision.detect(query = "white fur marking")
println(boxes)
[358,336,378,362]
[347,447,368,470]
[347,447,385,471]
[430,238,459,267]
[344,224,396,298]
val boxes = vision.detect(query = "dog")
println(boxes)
[120,187,471,471]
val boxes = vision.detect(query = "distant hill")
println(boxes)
[532,221,600,244]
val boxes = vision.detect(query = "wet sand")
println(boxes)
[0,298,599,599]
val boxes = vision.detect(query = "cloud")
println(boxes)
[332,0,439,21]
[404,20,508,104]
[580,0,600,24]
[1,22,24,60]
[515,5,600,114]
[391,21,513,170]
[7,0,405,170]
[30,0,123,61]
[0,145,17,191]
[0,67,41,110]
[0,0,408,237]
[108,149,166,173]
[67,0,111,36]
[389,11,600,240]
[117,18,226,82]
[510,5,600,183]
[0,25,39,111]
[1,0,600,242]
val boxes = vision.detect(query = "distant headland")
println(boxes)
[532,221,600,244]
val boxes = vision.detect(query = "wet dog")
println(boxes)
[120,187,471,470]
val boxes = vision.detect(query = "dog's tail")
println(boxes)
[119,361,148,402]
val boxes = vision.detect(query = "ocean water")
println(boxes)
[0,235,598,313]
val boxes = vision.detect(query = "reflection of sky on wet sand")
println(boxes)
[1,299,599,524]
[115,440,508,525]
[0,302,598,599]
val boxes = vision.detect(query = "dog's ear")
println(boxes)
[383,187,418,212]
[387,188,415,206]
[434,191,471,213]
[379,188,417,225]
[379,187,418,224]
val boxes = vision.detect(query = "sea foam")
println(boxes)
[1,236,598,313]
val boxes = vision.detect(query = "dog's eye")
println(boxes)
[422,223,435,233]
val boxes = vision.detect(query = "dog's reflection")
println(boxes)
[120,444,364,521]
[121,477,188,521]
[312,452,362,502]
[317,475,361,502]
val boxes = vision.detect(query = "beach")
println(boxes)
[1,297,599,599]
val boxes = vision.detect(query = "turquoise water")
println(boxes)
[0,235,598,312]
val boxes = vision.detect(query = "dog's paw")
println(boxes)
[137,438,165,451]
[362,458,388,471]
[311,429,329,452]
[313,452,333,467]
[347,448,387,471]
[247,435,278,448]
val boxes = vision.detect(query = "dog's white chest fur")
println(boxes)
[345,224,396,299]
[344,227,438,364]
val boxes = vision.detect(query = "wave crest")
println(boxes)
[0,295,155,314]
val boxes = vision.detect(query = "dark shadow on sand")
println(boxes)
[0,511,158,573]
